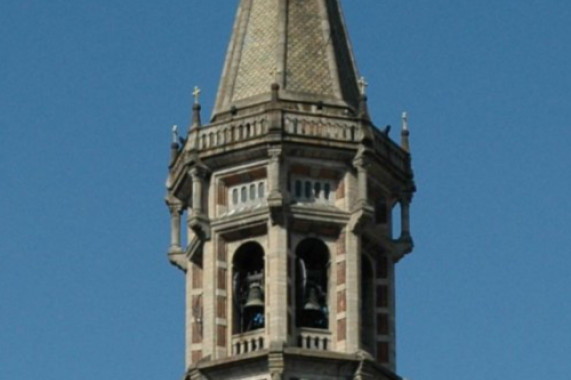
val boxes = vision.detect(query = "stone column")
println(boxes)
[190,168,204,215]
[267,221,288,345]
[344,232,361,353]
[268,148,282,201]
[352,153,369,209]
[357,166,367,205]
[168,203,183,251]
[400,194,412,239]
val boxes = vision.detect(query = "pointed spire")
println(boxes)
[212,0,361,121]
[401,112,410,152]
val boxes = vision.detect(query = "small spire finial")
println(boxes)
[193,86,201,105]
[169,124,180,167]
[190,86,202,129]
[358,76,368,96]
[401,111,410,152]
[171,124,179,144]
[402,111,409,132]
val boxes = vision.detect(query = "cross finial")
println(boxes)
[402,111,409,132]
[172,124,179,144]
[192,86,201,104]
[358,76,368,96]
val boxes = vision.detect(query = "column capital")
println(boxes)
[352,147,372,170]
[399,192,413,204]
[167,201,184,215]
[189,165,210,180]
[268,147,282,161]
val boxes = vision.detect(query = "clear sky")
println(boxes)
[1,1,570,379]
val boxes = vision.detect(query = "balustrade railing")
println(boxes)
[232,330,265,355]
[284,114,360,142]
[187,111,408,175]
[190,115,268,151]
[297,328,331,351]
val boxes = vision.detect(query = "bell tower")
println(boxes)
[165,1,415,379]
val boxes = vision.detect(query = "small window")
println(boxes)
[249,184,256,201]
[295,180,302,198]
[241,187,247,203]
[232,189,238,205]
[258,182,265,198]
[304,181,312,199]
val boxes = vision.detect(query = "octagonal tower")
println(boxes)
[165,1,415,379]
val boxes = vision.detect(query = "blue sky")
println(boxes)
[1,1,570,379]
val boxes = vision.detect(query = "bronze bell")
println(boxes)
[303,285,321,311]
[244,273,264,309]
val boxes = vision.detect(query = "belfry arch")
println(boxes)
[295,238,330,329]
[232,242,265,334]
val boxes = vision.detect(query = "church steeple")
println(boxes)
[212,0,361,121]
[165,1,416,379]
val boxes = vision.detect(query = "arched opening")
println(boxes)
[296,238,329,329]
[361,255,375,353]
[232,242,265,334]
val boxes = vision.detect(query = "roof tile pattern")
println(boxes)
[285,0,334,96]
[232,0,278,102]
[213,0,360,119]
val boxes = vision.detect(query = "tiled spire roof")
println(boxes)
[212,0,361,121]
